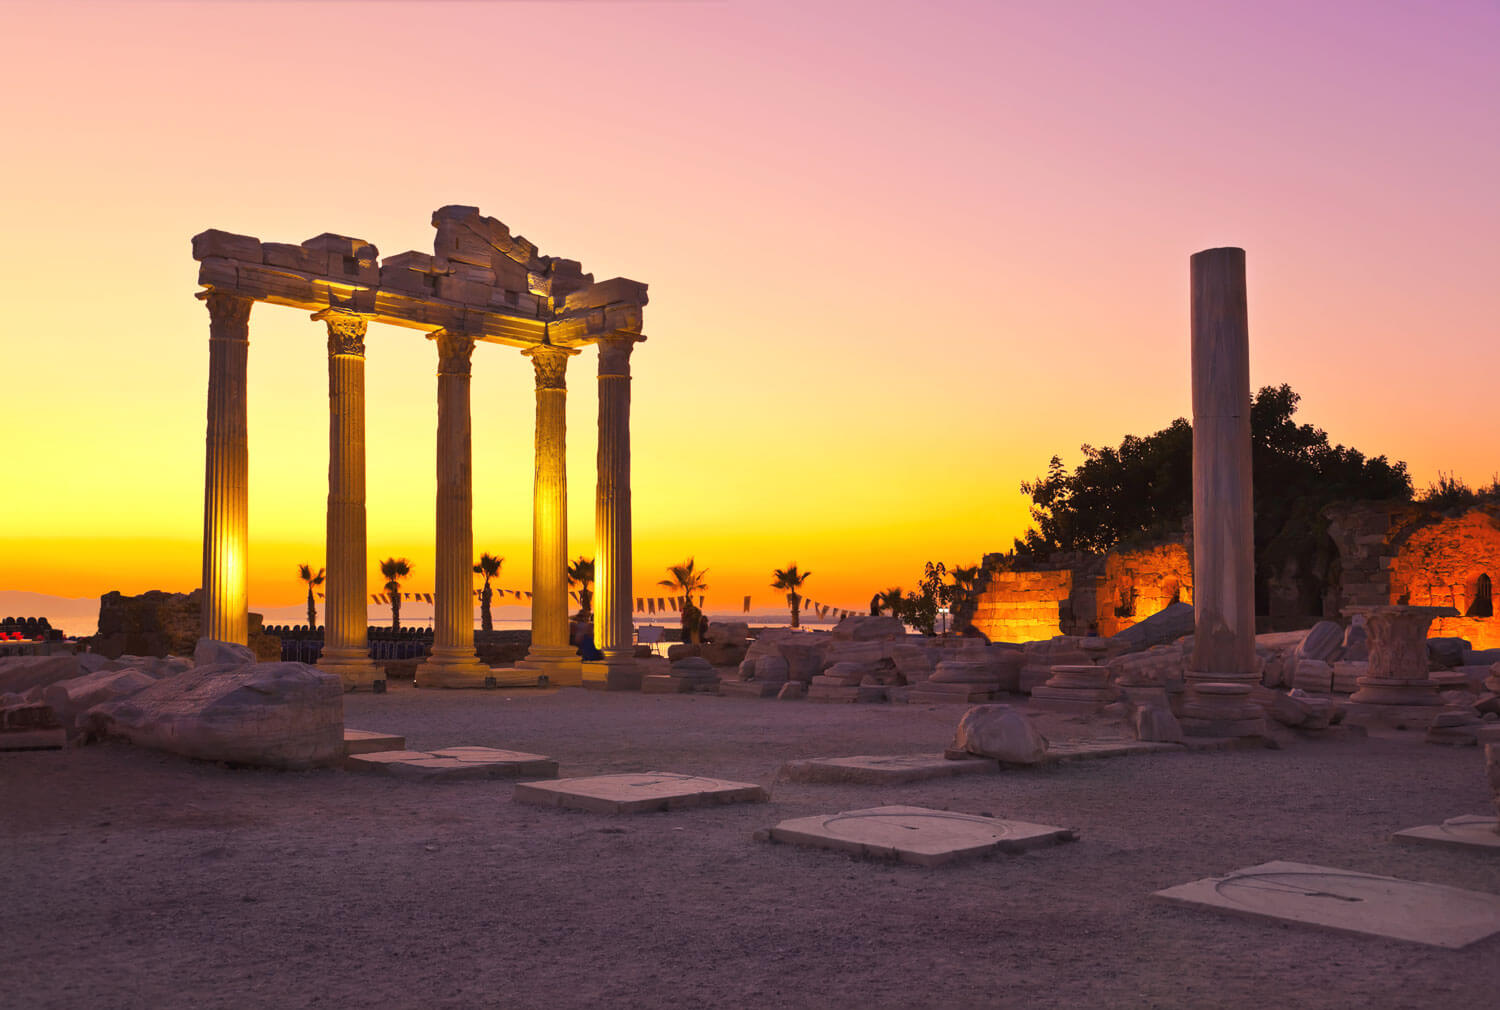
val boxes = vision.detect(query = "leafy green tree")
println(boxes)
[297,564,325,629]
[1014,384,1412,610]
[473,552,503,632]
[771,564,811,628]
[379,557,411,630]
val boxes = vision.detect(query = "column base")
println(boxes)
[414,647,494,689]
[516,645,583,687]
[581,657,643,692]
[1180,672,1266,737]
[317,647,381,692]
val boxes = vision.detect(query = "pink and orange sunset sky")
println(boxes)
[2,0,1496,623]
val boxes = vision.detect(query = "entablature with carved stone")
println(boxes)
[191,206,647,350]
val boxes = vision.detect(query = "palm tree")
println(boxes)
[379,557,411,630]
[872,586,904,620]
[297,564,325,629]
[567,556,595,621]
[659,558,710,643]
[771,564,811,629]
[949,563,982,632]
[473,552,503,632]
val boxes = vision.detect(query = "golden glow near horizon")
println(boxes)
[2,1,1496,614]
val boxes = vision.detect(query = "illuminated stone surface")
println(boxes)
[513,772,768,814]
[1184,248,1264,737]
[192,208,648,677]
[584,336,642,690]
[316,310,378,690]
[517,345,582,686]
[1346,605,1455,705]
[1153,860,1500,948]
[766,805,1076,867]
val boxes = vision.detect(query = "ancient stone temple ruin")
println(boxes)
[191,206,648,690]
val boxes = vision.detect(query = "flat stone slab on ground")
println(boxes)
[717,680,780,699]
[343,728,406,755]
[513,771,768,813]
[778,753,1000,785]
[1153,859,1500,949]
[345,746,557,780]
[1392,815,1500,852]
[767,805,1077,866]
[1042,739,1182,763]
[0,728,66,751]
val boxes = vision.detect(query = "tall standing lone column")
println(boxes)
[414,329,490,688]
[584,334,643,690]
[200,291,253,646]
[1183,247,1265,736]
[517,344,583,686]
[315,309,377,689]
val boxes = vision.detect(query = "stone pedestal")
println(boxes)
[315,311,378,690]
[516,345,582,686]
[1030,664,1115,715]
[1346,605,1456,705]
[1183,248,1264,737]
[414,330,490,689]
[584,335,642,690]
[200,292,253,646]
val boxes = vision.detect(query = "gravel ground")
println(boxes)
[4,684,1499,1010]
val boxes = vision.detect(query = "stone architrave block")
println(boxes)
[192,229,262,263]
[261,242,327,274]
[1154,860,1500,948]
[513,772,768,814]
[42,668,156,734]
[85,662,343,770]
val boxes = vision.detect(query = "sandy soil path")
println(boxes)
[4,685,1498,1009]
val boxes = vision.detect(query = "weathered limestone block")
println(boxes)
[194,638,256,667]
[1,701,61,730]
[1332,661,1367,694]
[951,705,1047,764]
[0,655,108,696]
[753,655,790,683]
[85,662,344,770]
[1486,745,1500,826]
[1293,659,1334,694]
[1426,709,1484,746]
[737,658,756,681]
[666,643,701,662]
[890,643,938,683]
[930,658,998,685]
[1427,638,1470,670]
[1342,618,1369,661]
[708,621,750,646]
[1134,705,1185,743]
[1295,621,1346,664]
[1108,645,1186,687]
[777,682,806,701]
[822,641,884,667]
[1108,601,1196,654]
[821,662,874,686]
[1270,689,1333,730]
[43,668,157,735]
[779,640,828,682]
[831,616,905,641]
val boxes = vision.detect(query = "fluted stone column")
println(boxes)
[314,309,377,689]
[414,329,490,688]
[517,344,583,686]
[1183,247,1265,736]
[200,291,253,646]
[583,335,643,690]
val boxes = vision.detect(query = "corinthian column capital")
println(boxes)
[523,344,579,390]
[432,329,477,375]
[202,291,253,341]
[314,309,369,357]
[596,334,641,378]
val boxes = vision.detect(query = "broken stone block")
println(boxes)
[753,655,789,683]
[951,704,1047,764]
[85,661,343,770]
[42,668,157,735]
[194,638,256,667]
[1292,659,1334,694]
[1270,689,1333,730]
[1294,621,1345,663]
[831,616,905,641]
[1134,705,1185,743]
[776,682,806,701]
[191,229,262,263]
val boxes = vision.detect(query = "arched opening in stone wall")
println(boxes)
[1468,573,1493,618]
